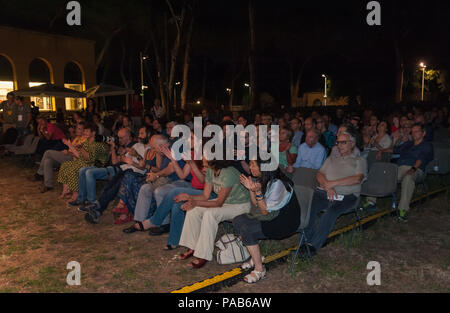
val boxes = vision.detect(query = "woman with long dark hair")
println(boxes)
[233,157,301,283]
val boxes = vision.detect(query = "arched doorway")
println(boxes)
[64,62,85,111]
[29,58,53,111]
[0,54,15,101]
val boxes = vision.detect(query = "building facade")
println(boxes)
[0,26,96,111]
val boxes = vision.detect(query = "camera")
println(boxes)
[95,135,118,144]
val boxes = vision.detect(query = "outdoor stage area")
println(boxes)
[0,157,449,293]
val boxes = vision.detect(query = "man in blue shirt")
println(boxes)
[287,129,327,173]
[393,123,433,220]
[366,123,434,220]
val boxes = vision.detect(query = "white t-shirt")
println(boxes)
[120,143,150,175]
[369,134,392,151]
[264,180,293,212]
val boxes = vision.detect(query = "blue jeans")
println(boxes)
[150,187,204,246]
[304,189,358,251]
[77,166,117,203]
[133,180,191,223]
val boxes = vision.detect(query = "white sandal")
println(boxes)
[244,268,266,284]
[241,256,265,270]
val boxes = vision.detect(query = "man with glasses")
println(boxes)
[302,130,367,255]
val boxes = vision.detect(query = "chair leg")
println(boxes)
[304,232,312,262]
[348,207,363,249]
[347,213,357,249]
[392,193,397,216]
[290,232,305,273]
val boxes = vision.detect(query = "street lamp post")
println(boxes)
[174,81,181,109]
[244,83,251,107]
[322,74,327,106]
[419,62,426,102]
[140,52,149,112]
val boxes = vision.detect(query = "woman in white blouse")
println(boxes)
[233,158,301,284]
[368,121,392,151]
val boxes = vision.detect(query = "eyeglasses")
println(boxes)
[336,140,351,145]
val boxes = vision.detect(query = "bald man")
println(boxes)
[85,134,191,226]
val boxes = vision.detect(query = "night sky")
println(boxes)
[1,0,449,108]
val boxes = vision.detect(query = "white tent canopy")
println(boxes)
[13,83,86,98]
[85,84,135,98]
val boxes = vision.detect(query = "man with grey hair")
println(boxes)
[287,129,326,172]
[303,130,367,255]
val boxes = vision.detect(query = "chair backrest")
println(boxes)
[15,136,40,155]
[432,141,450,150]
[292,167,319,189]
[293,185,315,230]
[366,150,392,170]
[433,128,449,143]
[361,162,398,197]
[21,134,34,147]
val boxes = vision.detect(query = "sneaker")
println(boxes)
[298,244,317,258]
[362,201,377,213]
[28,173,43,182]
[68,200,84,207]
[78,201,94,212]
[84,206,101,224]
[397,209,408,222]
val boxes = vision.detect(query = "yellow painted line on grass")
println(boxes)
[171,268,243,293]
[171,186,449,293]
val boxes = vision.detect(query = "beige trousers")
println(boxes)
[179,202,251,261]
[397,165,425,212]
[368,165,425,212]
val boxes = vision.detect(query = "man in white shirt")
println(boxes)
[304,130,367,255]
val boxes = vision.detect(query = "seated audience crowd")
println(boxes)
[0,93,449,284]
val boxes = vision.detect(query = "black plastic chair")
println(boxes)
[360,162,399,214]
[292,167,319,189]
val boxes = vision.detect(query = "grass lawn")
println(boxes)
[0,156,449,293]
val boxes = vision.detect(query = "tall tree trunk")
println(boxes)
[248,0,257,110]
[95,26,125,71]
[229,60,246,109]
[289,59,308,107]
[181,16,194,111]
[101,58,112,84]
[166,2,186,115]
[149,26,167,115]
[394,38,404,103]
[144,61,159,100]
[120,40,130,111]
